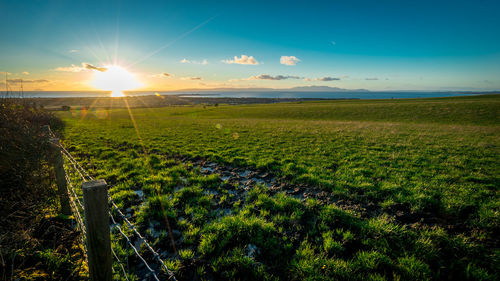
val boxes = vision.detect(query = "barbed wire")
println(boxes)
[109,199,177,280]
[67,187,86,235]
[64,171,84,211]
[59,144,94,181]
[67,191,88,260]
[111,246,131,281]
[45,127,90,182]
[110,213,161,281]
[62,156,88,262]
[63,152,134,280]
[62,153,90,183]
[56,138,177,281]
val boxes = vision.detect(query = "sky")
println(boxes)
[1,0,499,92]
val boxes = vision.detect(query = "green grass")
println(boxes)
[60,94,499,280]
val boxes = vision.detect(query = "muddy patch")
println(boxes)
[189,158,454,228]
[192,159,336,206]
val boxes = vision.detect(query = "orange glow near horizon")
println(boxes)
[91,65,142,97]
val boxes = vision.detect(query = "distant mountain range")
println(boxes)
[286,86,370,92]
[174,86,370,92]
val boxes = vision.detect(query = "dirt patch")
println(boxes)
[188,158,476,235]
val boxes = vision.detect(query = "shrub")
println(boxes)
[0,99,64,196]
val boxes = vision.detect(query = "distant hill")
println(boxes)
[174,86,370,92]
[287,86,369,92]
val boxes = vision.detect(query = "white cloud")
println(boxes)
[180,58,208,65]
[280,56,300,66]
[152,72,172,78]
[222,55,259,65]
[69,49,79,53]
[365,77,379,80]
[22,72,29,75]
[248,74,301,80]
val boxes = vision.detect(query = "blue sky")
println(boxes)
[1,0,499,91]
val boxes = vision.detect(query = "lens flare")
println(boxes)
[91,65,141,97]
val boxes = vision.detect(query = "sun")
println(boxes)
[91,65,142,97]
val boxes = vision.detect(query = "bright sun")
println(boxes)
[91,65,141,97]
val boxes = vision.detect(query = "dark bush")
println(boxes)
[0,98,64,197]
[0,98,84,280]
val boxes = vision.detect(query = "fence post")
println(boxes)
[82,179,112,281]
[48,137,72,216]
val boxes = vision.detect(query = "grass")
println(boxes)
[60,94,499,280]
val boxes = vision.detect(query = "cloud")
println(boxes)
[181,77,202,80]
[280,56,300,66]
[55,64,83,72]
[82,63,107,72]
[180,58,208,65]
[331,41,336,45]
[222,55,259,65]
[315,77,340,81]
[152,72,172,78]
[7,79,49,84]
[304,77,341,81]
[248,74,302,80]
[22,71,29,75]
[0,72,10,75]
[365,77,379,80]
[69,49,79,53]
[56,62,107,72]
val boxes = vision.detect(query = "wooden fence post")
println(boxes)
[48,137,72,216]
[82,179,112,281]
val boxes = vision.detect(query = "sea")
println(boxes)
[7,91,483,100]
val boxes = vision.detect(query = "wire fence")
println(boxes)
[46,128,177,281]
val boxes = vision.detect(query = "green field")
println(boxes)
[60,94,500,280]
